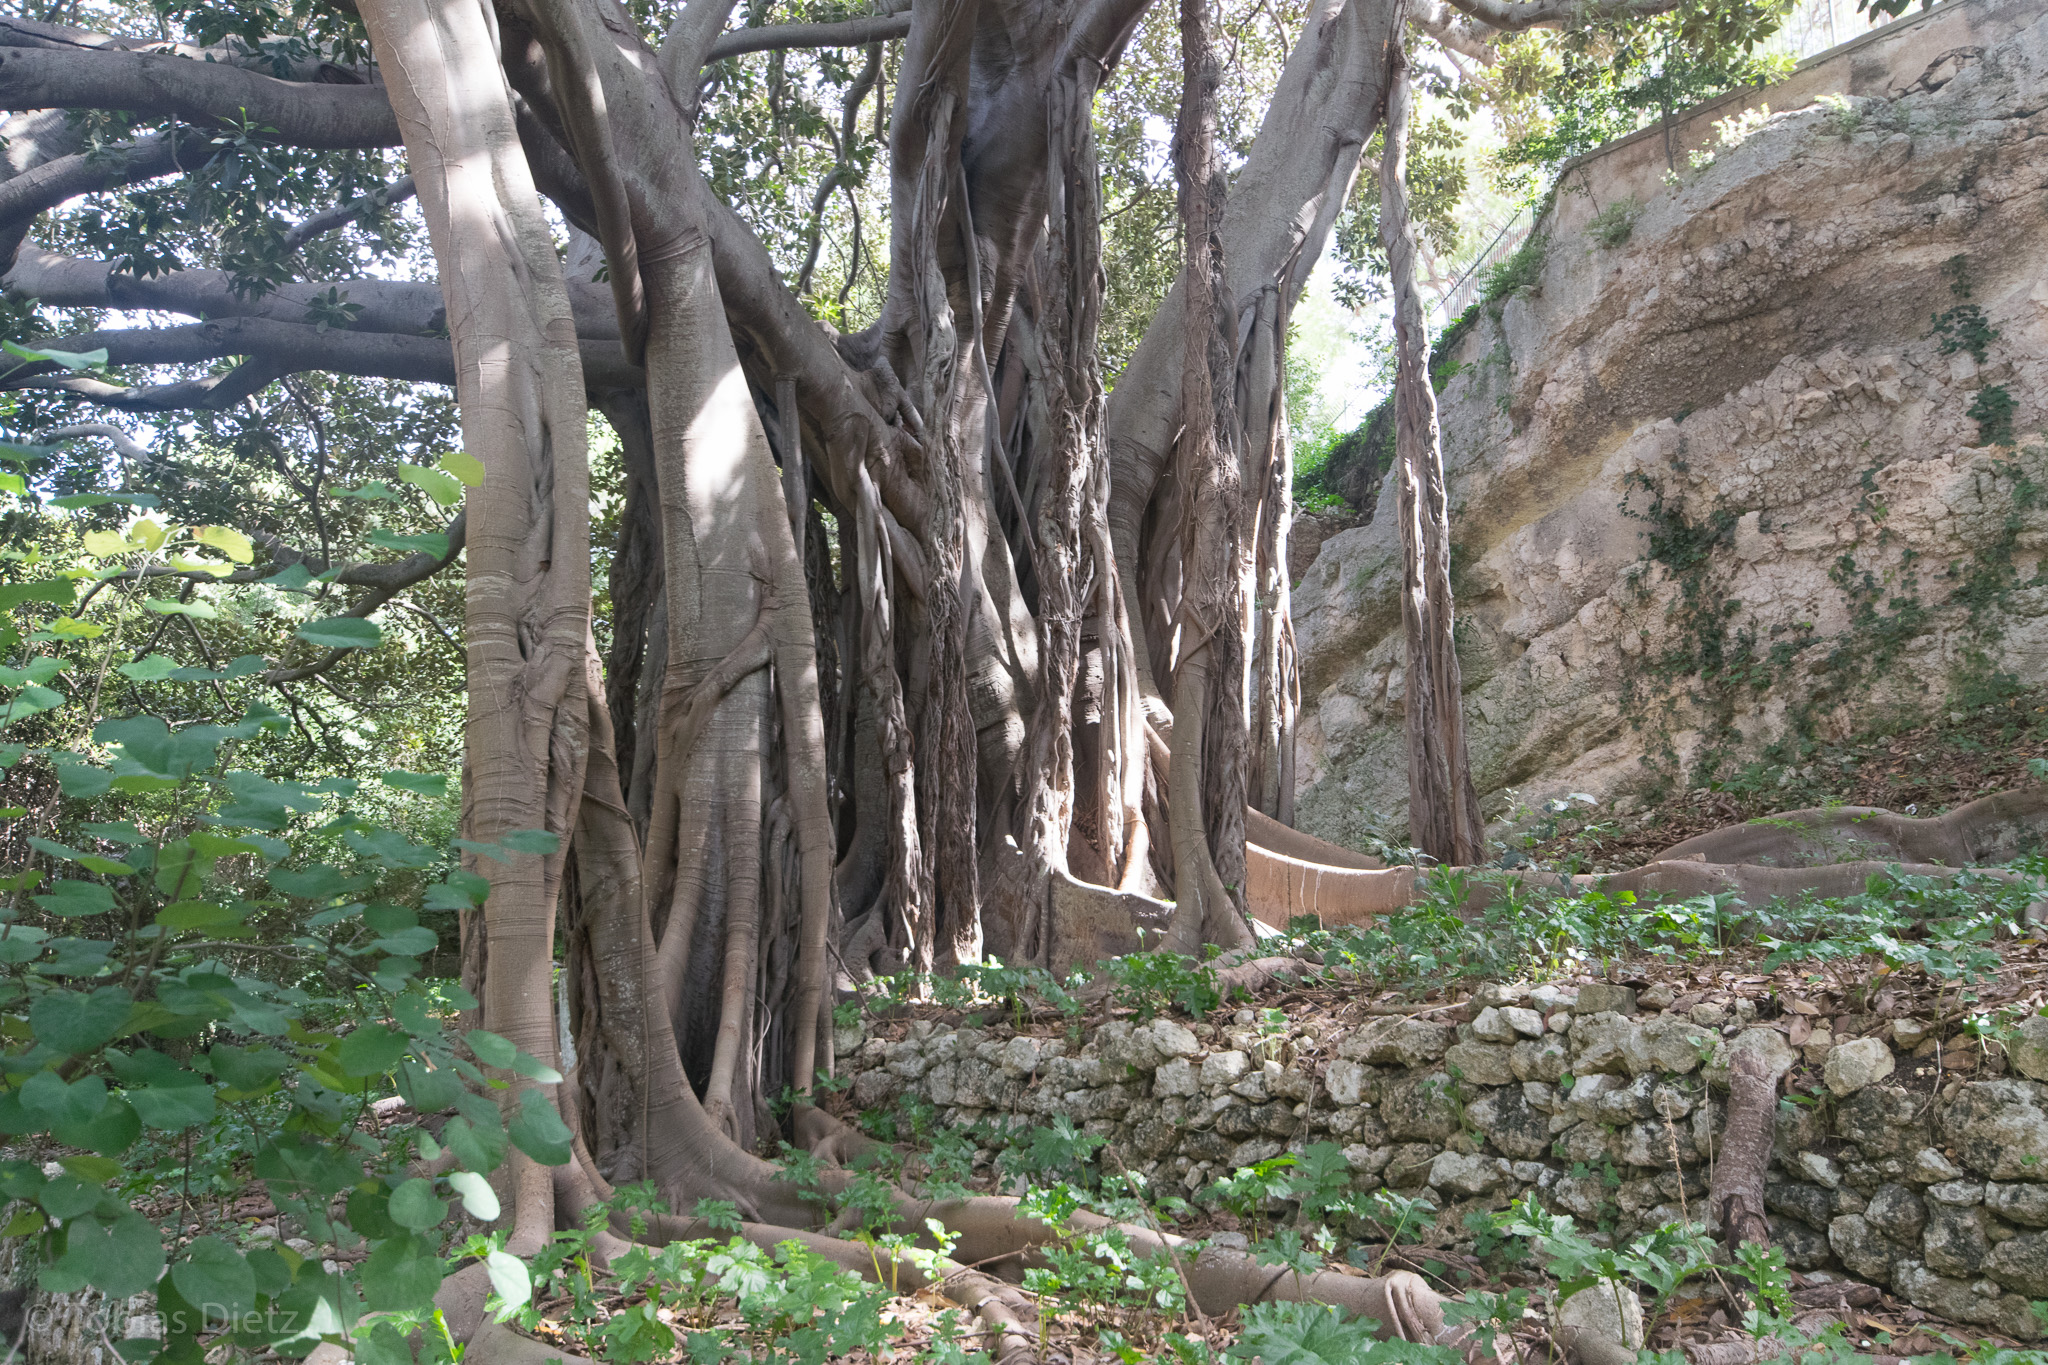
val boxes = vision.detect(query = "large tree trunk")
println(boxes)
[354,0,593,1254]
[1378,46,1484,866]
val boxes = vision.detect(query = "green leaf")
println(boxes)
[0,656,64,686]
[397,463,463,507]
[268,864,367,900]
[30,985,134,1054]
[0,926,49,963]
[336,1024,408,1078]
[0,684,64,724]
[371,926,439,957]
[446,1170,500,1222]
[439,1115,506,1174]
[498,829,561,855]
[154,838,212,899]
[116,654,181,682]
[48,1210,162,1299]
[209,1043,290,1092]
[465,1030,518,1070]
[154,900,247,931]
[53,1094,140,1157]
[26,836,133,877]
[297,616,381,650]
[360,1233,444,1312]
[379,770,449,798]
[33,879,116,917]
[140,598,217,619]
[508,1087,573,1166]
[484,1249,531,1317]
[20,1071,107,1127]
[194,525,254,563]
[171,1235,257,1318]
[386,1177,448,1232]
[424,870,490,910]
[369,528,449,558]
[4,339,108,371]
[127,1074,217,1131]
[439,450,485,487]
[355,1321,417,1365]
[0,578,76,609]
[54,762,112,798]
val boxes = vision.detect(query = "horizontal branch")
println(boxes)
[1435,0,1679,31]
[705,13,913,60]
[0,316,641,411]
[0,129,209,241]
[260,513,467,683]
[1412,0,1498,61]
[0,14,373,83]
[0,46,400,148]
[4,245,620,340]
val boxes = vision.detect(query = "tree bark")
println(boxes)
[1378,47,1484,867]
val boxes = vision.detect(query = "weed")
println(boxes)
[1587,198,1643,248]
[1971,384,2018,448]
[1479,234,1548,307]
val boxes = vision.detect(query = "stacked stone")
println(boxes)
[839,984,2048,1339]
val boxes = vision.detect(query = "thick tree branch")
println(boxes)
[0,15,373,82]
[705,13,913,60]
[0,46,401,148]
[1436,0,1677,31]
[0,318,640,411]
[0,130,211,248]
[1412,0,1497,60]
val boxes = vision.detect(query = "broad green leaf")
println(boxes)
[33,879,116,917]
[54,762,112,798]
[140,598,216,619]
[465,1030,518,1070]
[25,836,133,876]
[379,770,449,798]
[397,463,462,507]
[171,1236,257,1318]
[446,1170,500,1222]
[30,985,134,1054]
[128,519,166,552]
[371,926,439,957]
[297,616,381,650]
[43,616,102,638]
[0,656,63,687]
[269,864,367,900]
[36,1176,102,1220]
[154,900,247,930]
[484,1249,531,1317]
[360,1233,444,1312]
[166,555,233,579]
[508,1086,573,1166]
[336,1024,408,1078]
[386,1177,447,1231]
[0,471,21,495]
[116,654,179,681]
[80,529,129,558]
[210,1043,291,1092]
[0,683,63,725]
[49,492,158,511]
[3,339,109,371]
[369,528,449,558]
[53,1094,140,1157]
[440,450,485,487]
[354,1321,416,1365]
[47,1210,162,1299]
[0,578,76,609]
[0,926,49,964]
[194,525,254,563]
[20,1071,107,1127]
[439,1115,506,1174]
[128,1074,216,1130]
[335,480,397,501]
[499,829,561,855]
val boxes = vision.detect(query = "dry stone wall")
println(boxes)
[840,980,2048,1338]
[1289,0,2048,844]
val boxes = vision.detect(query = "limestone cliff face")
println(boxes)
[1291,0,2048,846]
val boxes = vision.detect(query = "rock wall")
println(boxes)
[838,980,2048,1337]
[1289,0,2048,844]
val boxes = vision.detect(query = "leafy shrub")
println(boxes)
[1587,198,1642,248]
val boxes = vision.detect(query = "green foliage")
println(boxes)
[1478,234,1549,306]
[1587,198,1643,248]
[1095,948,1222,1020]
[1486,5,1795,196]
[1971,385,2018,449]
